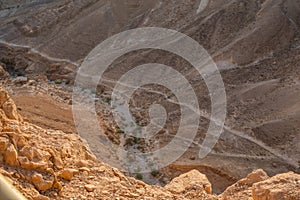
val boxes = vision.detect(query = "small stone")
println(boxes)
[77,160,89,167]
[82,171,89,177]
[59,168,78,181]
[14,173,21,179]
[46,168,55,175]
[0,136,9,151]
[79,167,91,173]
[97,166,106,172]
[53,181,62,190]
[33,195,50,200]
[85,184,96,192]
[32,173,43,183]
[53,156,64,169]
[13,76,28,84]
[189,156,196,160]
[28,80,36,86]
[31,173,53,192]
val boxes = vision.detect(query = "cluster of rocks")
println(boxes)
[221,169,300,200]
[0,86,97,199]
[0,86,299,200]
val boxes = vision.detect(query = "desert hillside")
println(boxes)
[0,0,300,199]
[0,86,299,200]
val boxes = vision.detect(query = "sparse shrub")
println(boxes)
[136,173,143,180]
[151,170,160,177]
[103,97,111,103]
[116,128,124,133]
[115,134,120,140]
[54,79,62,84]
[125,138,134,146]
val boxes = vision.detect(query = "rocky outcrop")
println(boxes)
[221,169,269,200]
[252,172,300,200]
[220,169,300,200]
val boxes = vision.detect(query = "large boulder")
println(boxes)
[221,169,269,200]
[2,143,19,166]
[0,87,9,108]
[252,172,300,200]
[0,87,22,121]
[165,169,212,194]
[31,173,54,192]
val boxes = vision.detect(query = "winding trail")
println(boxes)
[0,40,79,67]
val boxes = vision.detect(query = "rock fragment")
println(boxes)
[59,168,79,181]
[31,173,53,192]
[3,143,19,166]
[165,169,212,194]
[85,184,96,192]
